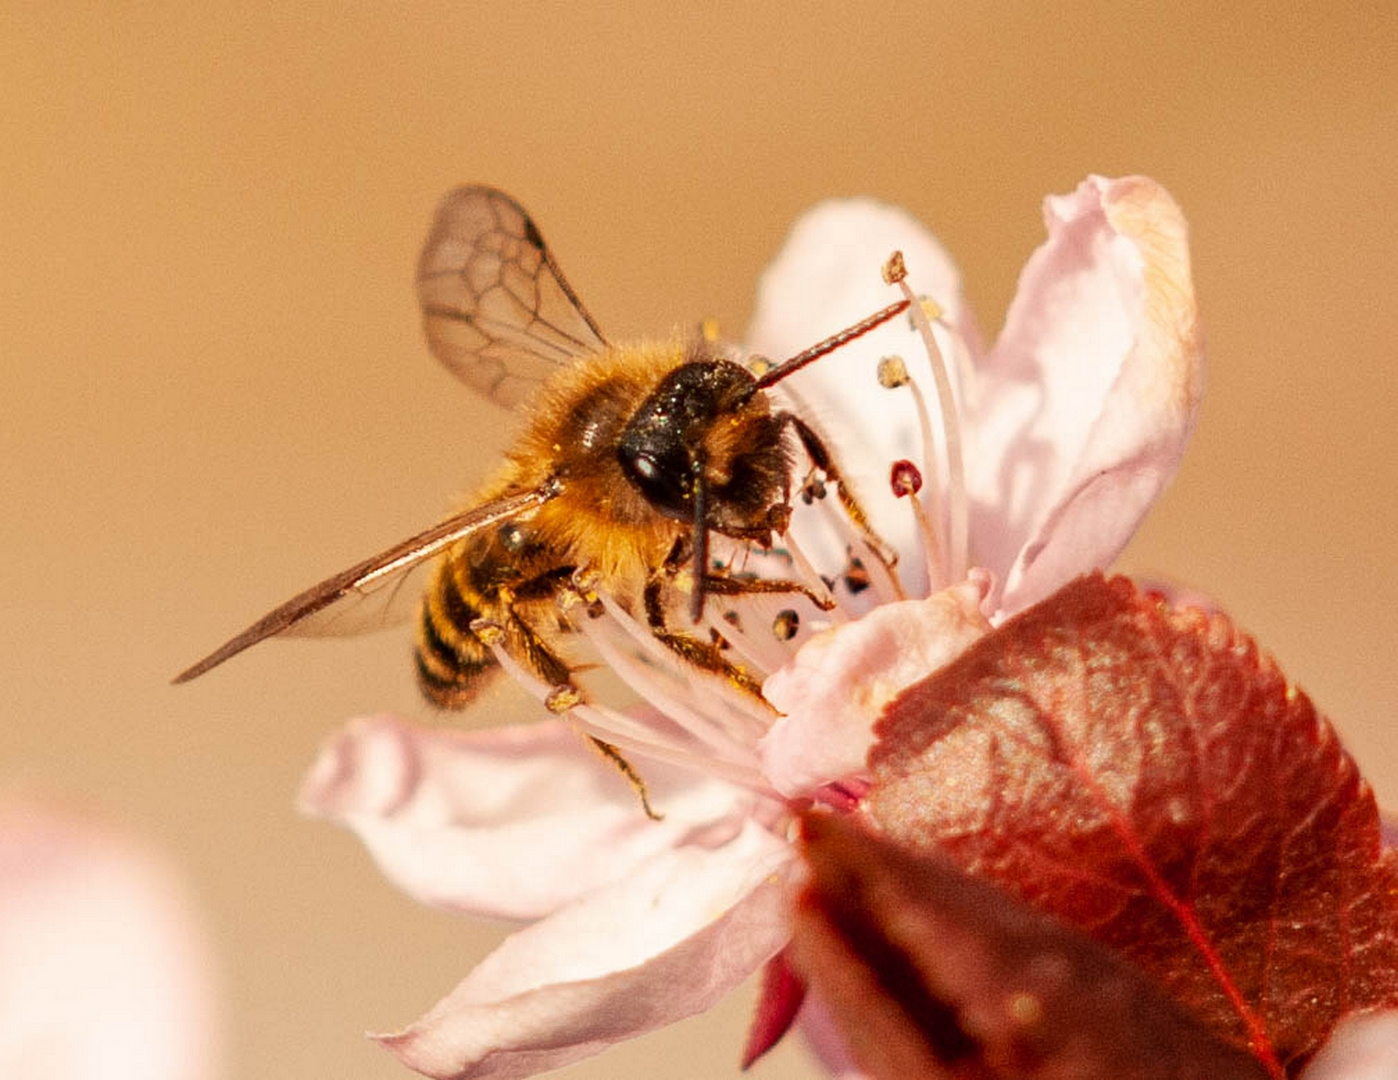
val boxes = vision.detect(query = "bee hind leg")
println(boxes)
[489,597,662,821]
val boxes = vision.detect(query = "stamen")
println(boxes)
[701,606,787,676]
[895,272,969,583]
[823,502,905,605]
[769,533,846,623]
[879,354,947,590]
[588,593,772,740]
[568,703,773,794]
[889,459,945,586]
[469,614,765,789]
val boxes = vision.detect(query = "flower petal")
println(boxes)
[760,576,991,797]
[966,175,1203,616]
[299,714,758,921]
[1299,1012,1398,1080]
[376,819,793,1080]
[0,800,220,1080]
[745,198,979,599]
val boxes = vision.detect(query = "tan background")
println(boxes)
[3,4,1396,1078]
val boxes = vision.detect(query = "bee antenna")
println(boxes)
[752,299,911,390]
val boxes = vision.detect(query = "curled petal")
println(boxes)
[761,577,991,797]
[967,175,1203,616]
[299,715,758,921]
[745,198,979,596]
[377,819,794,1080]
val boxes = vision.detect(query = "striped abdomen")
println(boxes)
[414,545,580,709]
[414,556,499,709]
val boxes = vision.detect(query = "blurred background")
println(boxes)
[3,3,1395,1077]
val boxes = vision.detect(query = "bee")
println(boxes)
[175,186,908,807]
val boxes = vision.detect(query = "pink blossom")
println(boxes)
[299,174,1202,1079]
[0,799,221,1080]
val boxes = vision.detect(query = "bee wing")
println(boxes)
[417,185,609,408]
[172,483,560,684]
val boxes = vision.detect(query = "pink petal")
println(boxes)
[966,175,1203,616]
[744,198,980,599]
[0,800,220,1080]
[760,577,991,797]
[299,714,759,921]
[798,989,869,1080]
[1300,1012,1398,1080]
[376,819,793,1080]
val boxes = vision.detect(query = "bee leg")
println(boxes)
[492,587,662,822]
[699,572,837,612]
[584,736,661,822]
[643,569,769,704]
[779,412,900,570]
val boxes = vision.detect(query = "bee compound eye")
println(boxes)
[620,447,694,519]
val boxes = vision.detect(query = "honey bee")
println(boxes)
[176,187,908,803]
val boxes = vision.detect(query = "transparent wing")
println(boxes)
[172,483,560,684]
[417,185,609,408]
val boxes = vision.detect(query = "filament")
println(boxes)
[898,285,968,583]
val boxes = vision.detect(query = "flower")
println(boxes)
[298,174,1203,1080]
[0,799,221,1080]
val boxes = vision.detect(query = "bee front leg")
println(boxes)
[643,551,769,704]
[780,412,900,570]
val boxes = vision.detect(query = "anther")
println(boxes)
[545,684,584,714]
[747,354,775,378]
[889,459,923,497]
[468,618,506,646]
[881,250,907,285]
[877,355,909,389]
[772,609,800,641]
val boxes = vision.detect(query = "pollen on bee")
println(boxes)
[700,316,721,343]
[877,354,910,389]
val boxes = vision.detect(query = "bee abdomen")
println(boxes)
[415,564,497,709]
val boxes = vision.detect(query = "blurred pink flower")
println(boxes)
[0,799,220,1080]
[299,174,1202,1080]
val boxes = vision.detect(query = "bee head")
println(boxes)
[617,358,787,537]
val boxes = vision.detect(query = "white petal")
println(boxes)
[299,715,759,920]
[966,175,1203,616]
[377,819,794,1080]
[745,198,979,598]
[760,578,991,797]
[1300,1011,1398,1080]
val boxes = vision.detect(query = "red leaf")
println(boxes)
[863,573,1398,1077]
[792,812,1272,1080]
